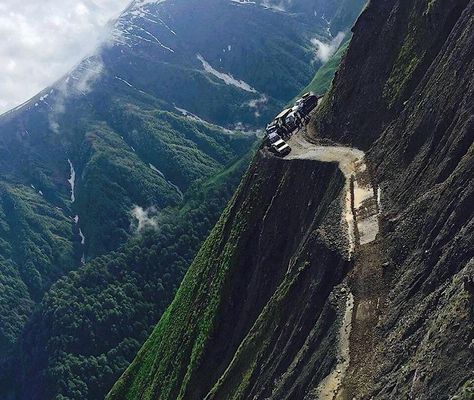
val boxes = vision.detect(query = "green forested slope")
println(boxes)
[302,39,351,96]
[15,150,254,400]
[0,74,255,399]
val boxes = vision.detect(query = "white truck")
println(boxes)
[267,130,291,156]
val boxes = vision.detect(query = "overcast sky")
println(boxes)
[0,0,131,114]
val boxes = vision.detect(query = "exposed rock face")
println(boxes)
[316,0,471,149]
[108,153,352,400]
[108,0,474,399]
[314,0,474,397]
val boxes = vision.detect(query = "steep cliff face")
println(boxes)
[316,0,471,149]
[109,0,473,399]
[108,152,349,400]
[340,1,473,397]
[316,0,474,397]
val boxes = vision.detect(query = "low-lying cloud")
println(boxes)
[131,205,160,232]
[261,0,292,12]
[0,0,130,114]
[247,94,268,118]
[311,32,346,63]
[48,55,105,133]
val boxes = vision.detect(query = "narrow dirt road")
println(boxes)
[285,132,380,254]
[279,130,383,399]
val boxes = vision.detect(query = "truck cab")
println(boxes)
[298,92,318,116]
[272,108,293,135]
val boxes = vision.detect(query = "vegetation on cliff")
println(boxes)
[15,150,254,400]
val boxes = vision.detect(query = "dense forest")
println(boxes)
[14,150,255,399]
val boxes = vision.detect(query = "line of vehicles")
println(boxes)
[265,92,319,157]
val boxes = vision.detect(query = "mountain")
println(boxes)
[108,0,474,399]
[0,0,367,398]
[14,151,255,400]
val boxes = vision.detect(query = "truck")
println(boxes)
[284,109,302,132]
[267,131,291,156]
[295,92,318,117]
[272,108,293,136]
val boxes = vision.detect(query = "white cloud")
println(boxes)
[0,0,130,114]
[261,0,292,12]
[48,55,104,132]
[131,205,160,232]
[246,94,267,117]
[311,32,345,63]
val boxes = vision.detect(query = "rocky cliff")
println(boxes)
[323,0,474,397]
[108,151,352,400]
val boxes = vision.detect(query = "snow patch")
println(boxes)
[148,161,184,200]
[126,23,174,52]
[230,0,256,5]
[174,106,236,134]
[135,0,167,6]
[167,181,183,200]
[115,76,149,95]
[115,76,133,87]
[137,10,177,36]
[175,106,205,121]
[67,159,76,203]
[311,32,345,63]
[134,11,177,36]
[197,54,257,93]
[73,215,86,262]
[149,163,165,178]
[79,228,86,245]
